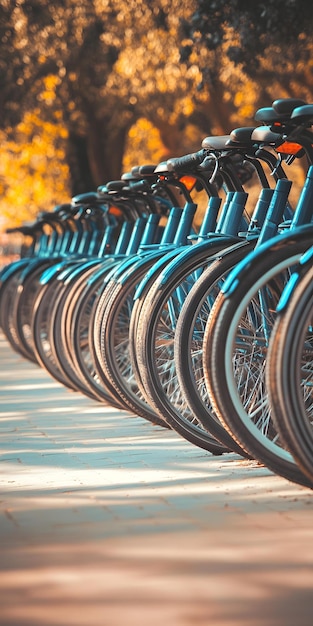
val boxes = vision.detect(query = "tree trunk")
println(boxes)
[66,131,96,196]
[83,100,135,186]
[66,112,135,195]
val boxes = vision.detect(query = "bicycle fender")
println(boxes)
[133,247,182,299]
[158,235,240,286]
[276,242,313,312]
[221,224,313,298]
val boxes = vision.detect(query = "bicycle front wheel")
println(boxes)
[267,263,313,484]
[203,233,313,487]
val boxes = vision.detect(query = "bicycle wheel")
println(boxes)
[92,249,187,424]
[12,260,61,362]
[65,259,129,409]
[0,266,28,356]
[129,236,241,403]
[95,260,170,427]
[0,258,31,324]
[203,230,313,487]
[31,271,82,392]
[134,238,246,453]
[1,258,54,361]
[174,241,260,453]
[47,260,109,401]
[267,263,313,483]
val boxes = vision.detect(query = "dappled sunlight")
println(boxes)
[1,382,60,391]
[2,333,313,625]
[1,528,313,626]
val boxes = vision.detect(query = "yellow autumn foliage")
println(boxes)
[0,109,70,233]
[123,118,166,172]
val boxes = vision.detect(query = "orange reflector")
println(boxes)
[179,175,197,191]
[276,141,303,155]
[109,205,123,217]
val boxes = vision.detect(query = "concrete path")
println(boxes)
[1,330,313,626]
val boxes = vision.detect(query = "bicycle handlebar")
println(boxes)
[166,149,206,173]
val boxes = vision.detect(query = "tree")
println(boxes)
[180,0,313,99]
[2,0,209,196]
[0,106,70,227]
[3,0,312,233]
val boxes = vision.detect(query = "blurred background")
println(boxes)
[1,0,313,258]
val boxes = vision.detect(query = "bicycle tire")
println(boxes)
[95,267,170,427]
[1,258,54,360]
[134,238,246,453]
[267,264,313,483]
[203,230,313,487]
[48,262,108,401]
[31,276,81,392]
[92,246,200,418]
[65,259,129,408]
[12,261,58,362]
[174,240,260,454]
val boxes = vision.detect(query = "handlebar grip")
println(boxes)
[166,149,206,173]
[37,211,56,219]
[128,179,151,192]
[6,225,36,235]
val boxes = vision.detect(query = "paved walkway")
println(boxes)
[1,330,313,626]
